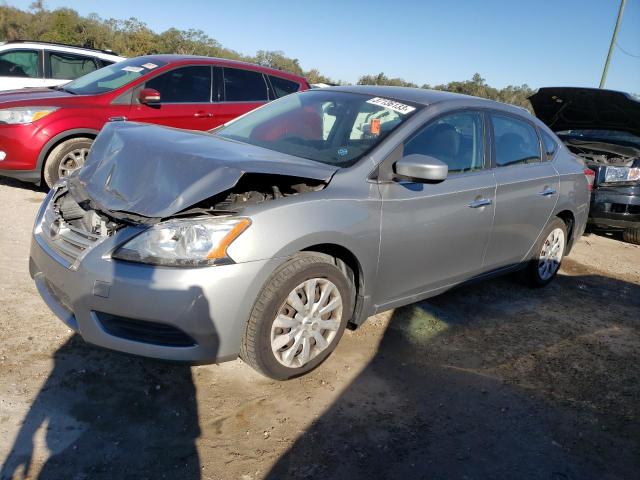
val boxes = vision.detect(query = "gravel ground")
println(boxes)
[0,176,638,480]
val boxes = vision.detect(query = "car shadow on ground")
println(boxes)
[0,176,45,193]
[2,269,639,479]
[267,271,640,480]
[0,335,201,480]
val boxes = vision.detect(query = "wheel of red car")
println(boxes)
[240,252,354,380]
[524,217,568,287]
[43,137,93,188]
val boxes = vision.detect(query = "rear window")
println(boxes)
[48,52,99,80]
[269,75,301,98]
[223,67,268,102]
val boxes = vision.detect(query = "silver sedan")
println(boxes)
[30,86,590,379]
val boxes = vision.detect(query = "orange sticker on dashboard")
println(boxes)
[370,118,381,135]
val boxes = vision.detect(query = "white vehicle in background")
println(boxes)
[0,40,125,91]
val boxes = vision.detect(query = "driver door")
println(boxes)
[375,110,497,308]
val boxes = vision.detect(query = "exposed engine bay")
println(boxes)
[560,137,639,168]
[55,173,327,235]
[196,174,325,211]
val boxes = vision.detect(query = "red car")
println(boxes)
[0,55,309,187]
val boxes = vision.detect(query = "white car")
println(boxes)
[0,41,125,91]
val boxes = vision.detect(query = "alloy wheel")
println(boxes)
[58,147,89,178]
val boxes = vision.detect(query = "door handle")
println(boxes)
[538,187,557,196]
[468,198,492,208]
[194,111,213,118]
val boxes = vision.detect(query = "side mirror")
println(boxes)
[395,154,448,183]
[138,87,161,105]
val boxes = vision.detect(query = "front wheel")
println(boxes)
[43,137,93,188]
[523,217,568,287]
[240,253,354,380]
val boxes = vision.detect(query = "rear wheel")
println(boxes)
[523,217,567,287]
[240,253,353,380]
[43,137,93,188]
[623,227,640,245]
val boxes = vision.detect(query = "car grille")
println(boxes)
[41,200,105,266]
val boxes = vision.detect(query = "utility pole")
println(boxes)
[600,0,627,88]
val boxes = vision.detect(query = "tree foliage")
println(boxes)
[1,4,534,109]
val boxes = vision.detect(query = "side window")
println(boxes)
[223,68,268,102]
[492,114,542,167]
[269,75,300,98]
[404,111,485,174]
[48,52,99,80]
[0,50,39,78]
[145,66,211,103]
[96,59,115,69]
[541,129,558,160]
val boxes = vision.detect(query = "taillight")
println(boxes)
[584,168,595,191]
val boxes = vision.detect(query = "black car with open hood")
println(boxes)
[530,87,640,243]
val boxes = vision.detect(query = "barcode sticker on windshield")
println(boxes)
[122,66,144,73]
[366,97,416,114]
[142,63,158,69]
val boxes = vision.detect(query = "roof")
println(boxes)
[328,85,530,115]
[135,54,308,82]
[0,40,122,58]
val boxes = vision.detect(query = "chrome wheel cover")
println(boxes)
[270,278,343,368]
[58,147,89,178]
[538,228,565,280]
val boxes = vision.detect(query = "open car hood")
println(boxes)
[68,122,337,219]
[529,87,640,137]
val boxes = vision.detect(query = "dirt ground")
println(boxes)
[0,176,638,480]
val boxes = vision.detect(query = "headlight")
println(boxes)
[112,217,251,267]
[0,106,58,125]
[604,166,640,183]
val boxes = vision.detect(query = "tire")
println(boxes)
[523,217,568,287]
[43,137,93,188]
[623,227,640,245]
[240,252,354,380]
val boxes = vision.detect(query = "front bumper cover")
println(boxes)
[589,184,640,230]
[29,219,284,364]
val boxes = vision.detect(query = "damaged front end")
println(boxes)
[559,137,640,186]
[41,121,335,268]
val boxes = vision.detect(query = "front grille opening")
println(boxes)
[95,312,197,347]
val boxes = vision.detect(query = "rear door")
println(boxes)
[209,66,270,127]
[128,65,217,130]
[483,112,560,269]
[0,48,43,90]
[376,110,497,306]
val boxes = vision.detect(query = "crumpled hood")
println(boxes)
[69,121,337,219]
[529,87,640,137]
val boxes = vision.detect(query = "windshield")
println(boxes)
[557,129,640,149]
[215,90,420,167]
[63,58,167,95]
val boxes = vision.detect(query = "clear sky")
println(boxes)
[6,0,640,92]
